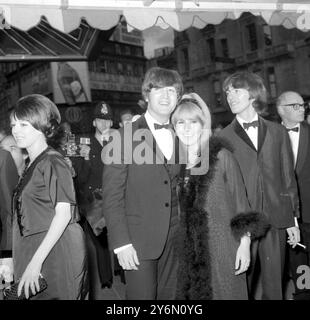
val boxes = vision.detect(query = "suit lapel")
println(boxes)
[296,122,309,175]
[232,118,257,152]
[257,116,267,155]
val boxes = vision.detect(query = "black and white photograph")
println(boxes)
[1,1,310,315]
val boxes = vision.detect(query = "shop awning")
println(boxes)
[1,0,310,33]
[0,17,115,61]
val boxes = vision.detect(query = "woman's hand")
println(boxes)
[18,260,42,299]
[235,235,251,275]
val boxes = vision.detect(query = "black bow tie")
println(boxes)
[243,120,259,130]
[154,123,172,130]
[286,127,299,133]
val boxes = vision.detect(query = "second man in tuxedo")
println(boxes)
[219,71,300,299]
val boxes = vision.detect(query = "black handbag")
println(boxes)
[3,276,48,300]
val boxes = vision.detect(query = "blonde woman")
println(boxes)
[172,93,269,300]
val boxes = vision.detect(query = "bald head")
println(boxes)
[276,91,305,127]
[276,91,303,109]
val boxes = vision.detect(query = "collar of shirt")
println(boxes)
[236,113,259,129]
[144,110,173,160]
[282,122,300,133]
[236,113,259,150]
[282,122,300,167]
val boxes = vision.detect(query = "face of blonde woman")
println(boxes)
[174,113,203,147]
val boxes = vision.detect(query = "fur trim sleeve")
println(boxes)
[230,212,271,241]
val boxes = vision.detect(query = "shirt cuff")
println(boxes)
[294,217,299,228]
[114,244,133,254]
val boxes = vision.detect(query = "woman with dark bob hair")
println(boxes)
[10,94,88,300]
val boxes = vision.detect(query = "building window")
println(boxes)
[115,44,121,55]
[213,80,222,107]
[207,38,216,61]
[117,62,124,74]
[221,39,229,58]
[263,24,272,47]
[182,48,189,73]
[100,59,108,73]
[126,64,133,76]
[246,23,258,51]
[108,61,116,74]
[267,67,277,98]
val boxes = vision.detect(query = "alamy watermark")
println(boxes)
[100,124,209,175]
[0,6,11,30]
[296,265,310,290]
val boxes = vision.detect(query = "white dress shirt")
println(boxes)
[236,113,259,150]
[144,110,174,161]
[283,123,300,168]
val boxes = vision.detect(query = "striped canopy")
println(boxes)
[1,0,310,32]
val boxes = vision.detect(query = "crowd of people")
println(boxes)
[0,66,310,300]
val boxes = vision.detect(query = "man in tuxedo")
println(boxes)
[0,149,19,258]
[277,91,310,299]
[100,67,183,299]
[219,71,300,300]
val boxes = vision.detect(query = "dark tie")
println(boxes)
[286,127,299,133]
[243,120,259,130]
[154,123,172,130]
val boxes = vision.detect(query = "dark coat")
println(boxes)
[0,149,18,254]
[176,137,269,300]
[219,116,299,228]
[101,115,181,260]
[295,122,310,223]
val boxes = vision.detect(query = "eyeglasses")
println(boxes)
[282,102,309,110]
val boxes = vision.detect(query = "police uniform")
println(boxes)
[74,101,114,299]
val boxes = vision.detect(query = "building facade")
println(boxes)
[174,12,310,126]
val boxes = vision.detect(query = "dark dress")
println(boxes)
[12,148,88,300]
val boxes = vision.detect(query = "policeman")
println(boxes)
[75,101,115,299]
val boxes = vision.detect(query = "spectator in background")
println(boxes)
[119,109,133,128]
[0,149,19,259]
[74,101,114,299]
[1,135,28,176]
[277,91,310,300]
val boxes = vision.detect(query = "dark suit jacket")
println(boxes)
[101,115,181,260]
[295,122,310,223]
[0,149,19,252]
[219,116,299,229]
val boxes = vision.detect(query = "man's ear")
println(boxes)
[93,119,96,127]
[277,106,284,117]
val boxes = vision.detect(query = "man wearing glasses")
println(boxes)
[277,91,310,300]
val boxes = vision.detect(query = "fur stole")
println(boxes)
[175,136,229,300]
[175,137,270,300]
